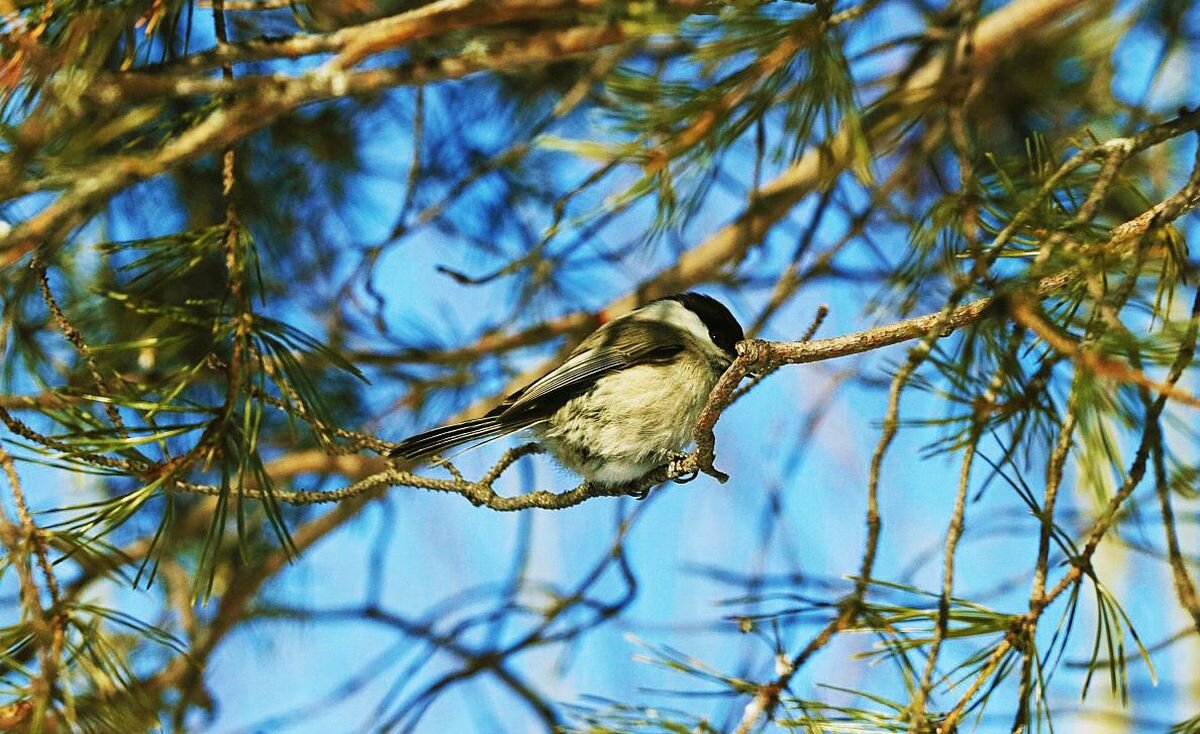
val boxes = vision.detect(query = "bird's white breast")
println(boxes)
[536,349,722,485]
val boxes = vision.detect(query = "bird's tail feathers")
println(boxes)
[389,416,524,461]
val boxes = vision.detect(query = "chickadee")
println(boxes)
[389,292,744,486]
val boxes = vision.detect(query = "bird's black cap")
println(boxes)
[666,292,744,358]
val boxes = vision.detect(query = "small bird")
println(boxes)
[389,292,744,486]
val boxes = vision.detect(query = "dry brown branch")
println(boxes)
[83,25,630,106]
[33,261,125,432]
[142,0,709,72]
[1153,442,1200,635]
[0,393,81,409]
[1148,288,1200,635]
[0,26,637,267]
[1010,299,1200,407]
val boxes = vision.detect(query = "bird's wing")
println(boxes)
[497,318,685,421]
[389,415,518,459]
[391,318,684,460]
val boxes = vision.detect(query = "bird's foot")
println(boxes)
[626,485,651,500]
[667,452,698,483]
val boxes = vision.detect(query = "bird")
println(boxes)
[389,292,744,487]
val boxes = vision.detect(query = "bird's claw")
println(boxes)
[626,486,651,500]
[667,452,698,483]
[623,453,699,499]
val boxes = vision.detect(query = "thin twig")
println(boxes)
[912,326,1017,729]
[0,444,64,725]
[33,260,126,433]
